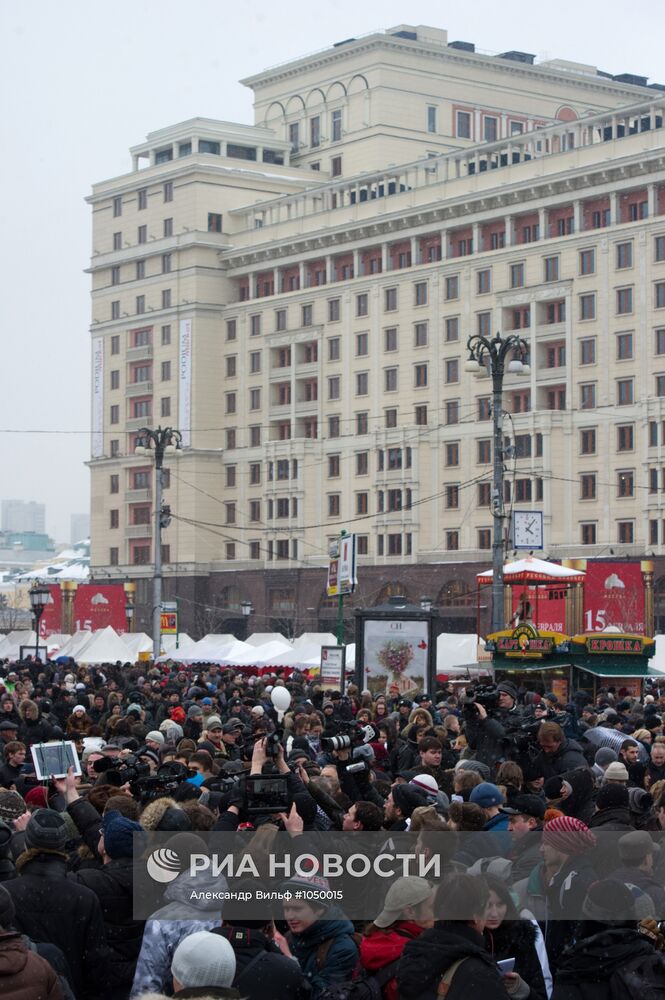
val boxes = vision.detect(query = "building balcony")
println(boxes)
[126,416,153,432]
[126,524,152,539]
[536,322,566,339]
[125,489,152,502]
[126,380,153,396]
[126,345,154,362]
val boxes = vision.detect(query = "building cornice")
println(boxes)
[241,32,656,102]
[222,150,665,271]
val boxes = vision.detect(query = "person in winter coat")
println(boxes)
[552,880,665,1000]
[359,876,434,1000]
[71,809,146,999]
[130,834,227,999]
[397,873,510,1000]
[0,884,64,1000]
[481,874,550,1000]
[17,701,55,747]
[534,723,587,779]
[282,889,358,999]
[65,706,94,738]
[586,783,633,877]
[556,769,595,826]
[4,810,110,1000]
[212,881,310,1000]
[135,930,241,1000]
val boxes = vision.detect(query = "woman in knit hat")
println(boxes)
[66,705,94,738]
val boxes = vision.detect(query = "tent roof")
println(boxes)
[245,632,292,649]
[76,626,134,665]
[292,632,337,648]
[477,556,585,584]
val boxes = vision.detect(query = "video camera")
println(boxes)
[92,752,151,786]
[133,762,193,804]
[462,684,500,715]
[320,722,376,753]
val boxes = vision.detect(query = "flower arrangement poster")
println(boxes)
[363,619,428,698]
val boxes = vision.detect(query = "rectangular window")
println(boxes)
[477,269,491,294]
[580,338,596,365]
[226,319,237,341]
[617,379,634,405]
[301,304,313,327]
[356,372,369,396]
[427,106,437,133]
[163,217,173,238]
[310,115,320,148]
[138,225,147,244]
[331,109,342,142]
[135,259,146,281]
[580,249,595,275]
[456,110,471,138]
[356,452,368,475]
[327,337,340,361]
[446,400,460,425]
[616,332,633,360]
[226,428,236,449]
[618,470,634,497]
[111,265,120,286]
[356,411,368,434]
[385,408,397,428]
[384,368,398,392]
[656,374,665,397]
[138,188,147,210]
[484,116,497,141]
[384,287,397,311]
[250,314,261,336]
[225,356,236,378]
[160,397,171,417]
[415,404,428,426]
[356,293,369,317]
[580,383,596,409]
[413,322,428,348]
[163,180,173,203]
[161,289,171,309]
[328,376,341,400]
[445,317,459,342]
[477,312,491,336]
[477,439,491,464]
[112,195,122,217]
[477,397,491,421]
[445,275,459,300]
[478,482,491,506]
[618,521,634,544]
[250,463,261,486]
[544,256,560,282]
[656,282,665,309]
[110,369,120,390]
[655,236,665,262]
[162,253,172,275]
[510,263,525,288]
[226,393,236,414]
[580,428,596,455]
[110,404,119,425]
[580,293,596,321]
[617,287,633,314]
[110,474,119,494]
[111,300,120,320]
[109,508,119,529]
[445,359,459,384]
[616,242,633,269]
[136,295,145,314]
[617,424,635,451]
[446,442,460,467]
[581,523,597,545]
[328,454,340,478]
[478,528,492,549]
[580,474,596,500]
[446,484,460,509]
[109,547,119,566]
[328,494,340,517]
[384,327,398,352]
[655,328,665,355]
[328,297,341,322]
[331,155,342,177]
[414,282,428,306]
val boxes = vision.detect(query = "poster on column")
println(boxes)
[363,619,428,698]
[39,586,63,637]
[73,585,128,633]
[582,562,645,634]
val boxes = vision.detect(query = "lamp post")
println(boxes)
[465,331,530,633]
[134,426,182,658]
[125,602,135,633]
[419,595,433,613]
[240,600,253,640]
[29,582,50,660]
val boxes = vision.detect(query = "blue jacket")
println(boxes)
[289,910,358,998]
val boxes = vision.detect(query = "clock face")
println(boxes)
[513,511,544,549]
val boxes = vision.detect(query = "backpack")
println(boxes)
[315,929,410,1000]
[609,952,665,1000]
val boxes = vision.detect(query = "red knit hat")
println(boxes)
[170,706,186,723]
[24,786,49,809]
[543,815,596,855]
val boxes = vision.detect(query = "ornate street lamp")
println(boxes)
[465,332,530,633]
[134,426,183,657]
[29,582,51,660]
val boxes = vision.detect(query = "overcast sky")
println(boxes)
[1,1,664,544]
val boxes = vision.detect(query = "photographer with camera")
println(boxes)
[463,682,524,776]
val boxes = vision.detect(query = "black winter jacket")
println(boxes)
[552,924,665,1000]
[213,925,310,1000]
[71,856,145,992]
[484,920,546,1000]
[397,922,508,1000]
[4,852,110,1000]
[535,739,587,779]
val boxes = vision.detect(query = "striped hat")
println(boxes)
[543,815,596,855]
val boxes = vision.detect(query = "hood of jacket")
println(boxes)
[399,922,495,979]
[588,806,632,828]
[360,921,423,971]
[556,926,654,981]
[0,931,28,977]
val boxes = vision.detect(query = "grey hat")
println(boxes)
[618,830,660,863]
[125,703,142,716]
[206,716,222,731]
[603,762,629,782]
[222,719,243,734]
[171,930,236,989]
[454,759,491,780]
[594,747,618,767]
[187,704,203,719]
[25,809,67,852]
[146,731,165,745]
[0,720,18,732]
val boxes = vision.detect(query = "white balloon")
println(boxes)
[270,687,291,712]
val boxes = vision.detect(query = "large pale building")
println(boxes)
[1,500,46,535]
[87,25,665,636]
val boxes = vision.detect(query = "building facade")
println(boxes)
[87,25,665,637]
[1,500,46,535]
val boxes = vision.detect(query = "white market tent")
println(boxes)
[55,630,98,660]
[75,626,135,665]
[120,632,154,658]
[161,634,192,654]
[436,633,492,678]
[292,632,337,648]
[245,632,293,649]
[0,630,42,659]
[477,556,585,584]
[186,638,252,664]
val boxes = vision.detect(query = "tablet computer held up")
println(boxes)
[30,741,82,781]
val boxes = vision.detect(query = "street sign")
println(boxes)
[160,601,178,634]
[320,646,345,690]
[327,533,357,597]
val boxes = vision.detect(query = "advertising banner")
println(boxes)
[582,562,645,634]
[39,586,63,637]
[91,337,104,458]
[73,585,128,633]
[327,534,357,597]
[363,618,428,697]
[178,319,192,447]
[160,601,178,635]
[510,584,567,633]
[320,646,345,690]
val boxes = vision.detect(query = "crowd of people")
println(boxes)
[0,655,665,1000]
